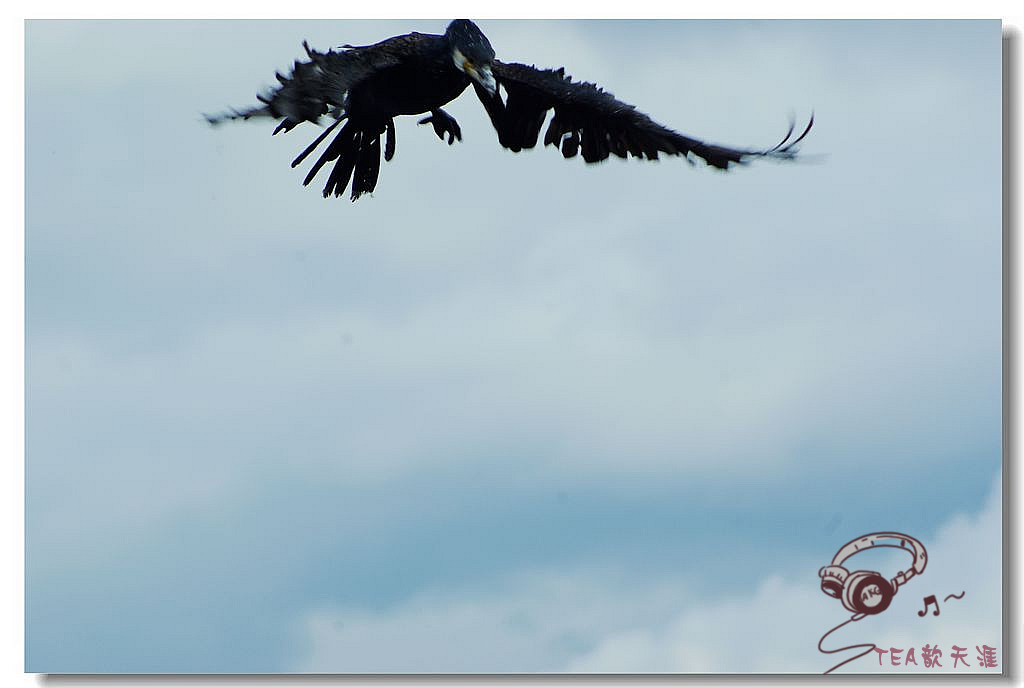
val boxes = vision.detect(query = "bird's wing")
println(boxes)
[475,60,812,168]
[204,32,435,133]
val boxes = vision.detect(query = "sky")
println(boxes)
[24,19,1002,673]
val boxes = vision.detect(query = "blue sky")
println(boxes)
[25,19,1001,673]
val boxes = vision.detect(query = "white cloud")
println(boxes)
[292,568,696,673]
[291,473,1001,674]
[571,473,1003,674]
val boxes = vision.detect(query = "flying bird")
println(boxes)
[205,20,813,201]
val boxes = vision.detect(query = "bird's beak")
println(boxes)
[467,63,497,97]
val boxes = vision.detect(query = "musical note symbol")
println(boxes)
[917,594,940,617]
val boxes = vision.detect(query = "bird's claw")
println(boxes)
[418,109,462,145]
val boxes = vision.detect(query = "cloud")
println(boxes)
[571,472,1003,674]
[292,473,1001,673]
[292,567,697,673]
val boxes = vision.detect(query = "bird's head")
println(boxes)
[446,19,497,96]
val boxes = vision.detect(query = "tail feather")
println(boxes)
[352,135,382,200]
[302,121,386,201]
[303,122,355,187]
[384,119,396,162]
[324,131,361,199]
[292,118,344,168]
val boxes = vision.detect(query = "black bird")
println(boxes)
[206,20,813,201]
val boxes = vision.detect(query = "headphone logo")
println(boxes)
[818,532,928,616]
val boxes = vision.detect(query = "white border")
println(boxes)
[5,3,1021,687]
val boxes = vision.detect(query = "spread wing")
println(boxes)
[475,60,812,169]
[204,32,438,134]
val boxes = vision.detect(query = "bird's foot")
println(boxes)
[418,109,462,145]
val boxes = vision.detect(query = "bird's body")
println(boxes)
[349,57,466,119]
[206,20,812,201]
[338,33,468,120]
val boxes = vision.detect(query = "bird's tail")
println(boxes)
[295,119,396,201]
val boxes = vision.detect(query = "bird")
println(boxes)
[205,20,813,202]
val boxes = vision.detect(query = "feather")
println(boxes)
[480,59,813,170]
[384,119,396,162]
